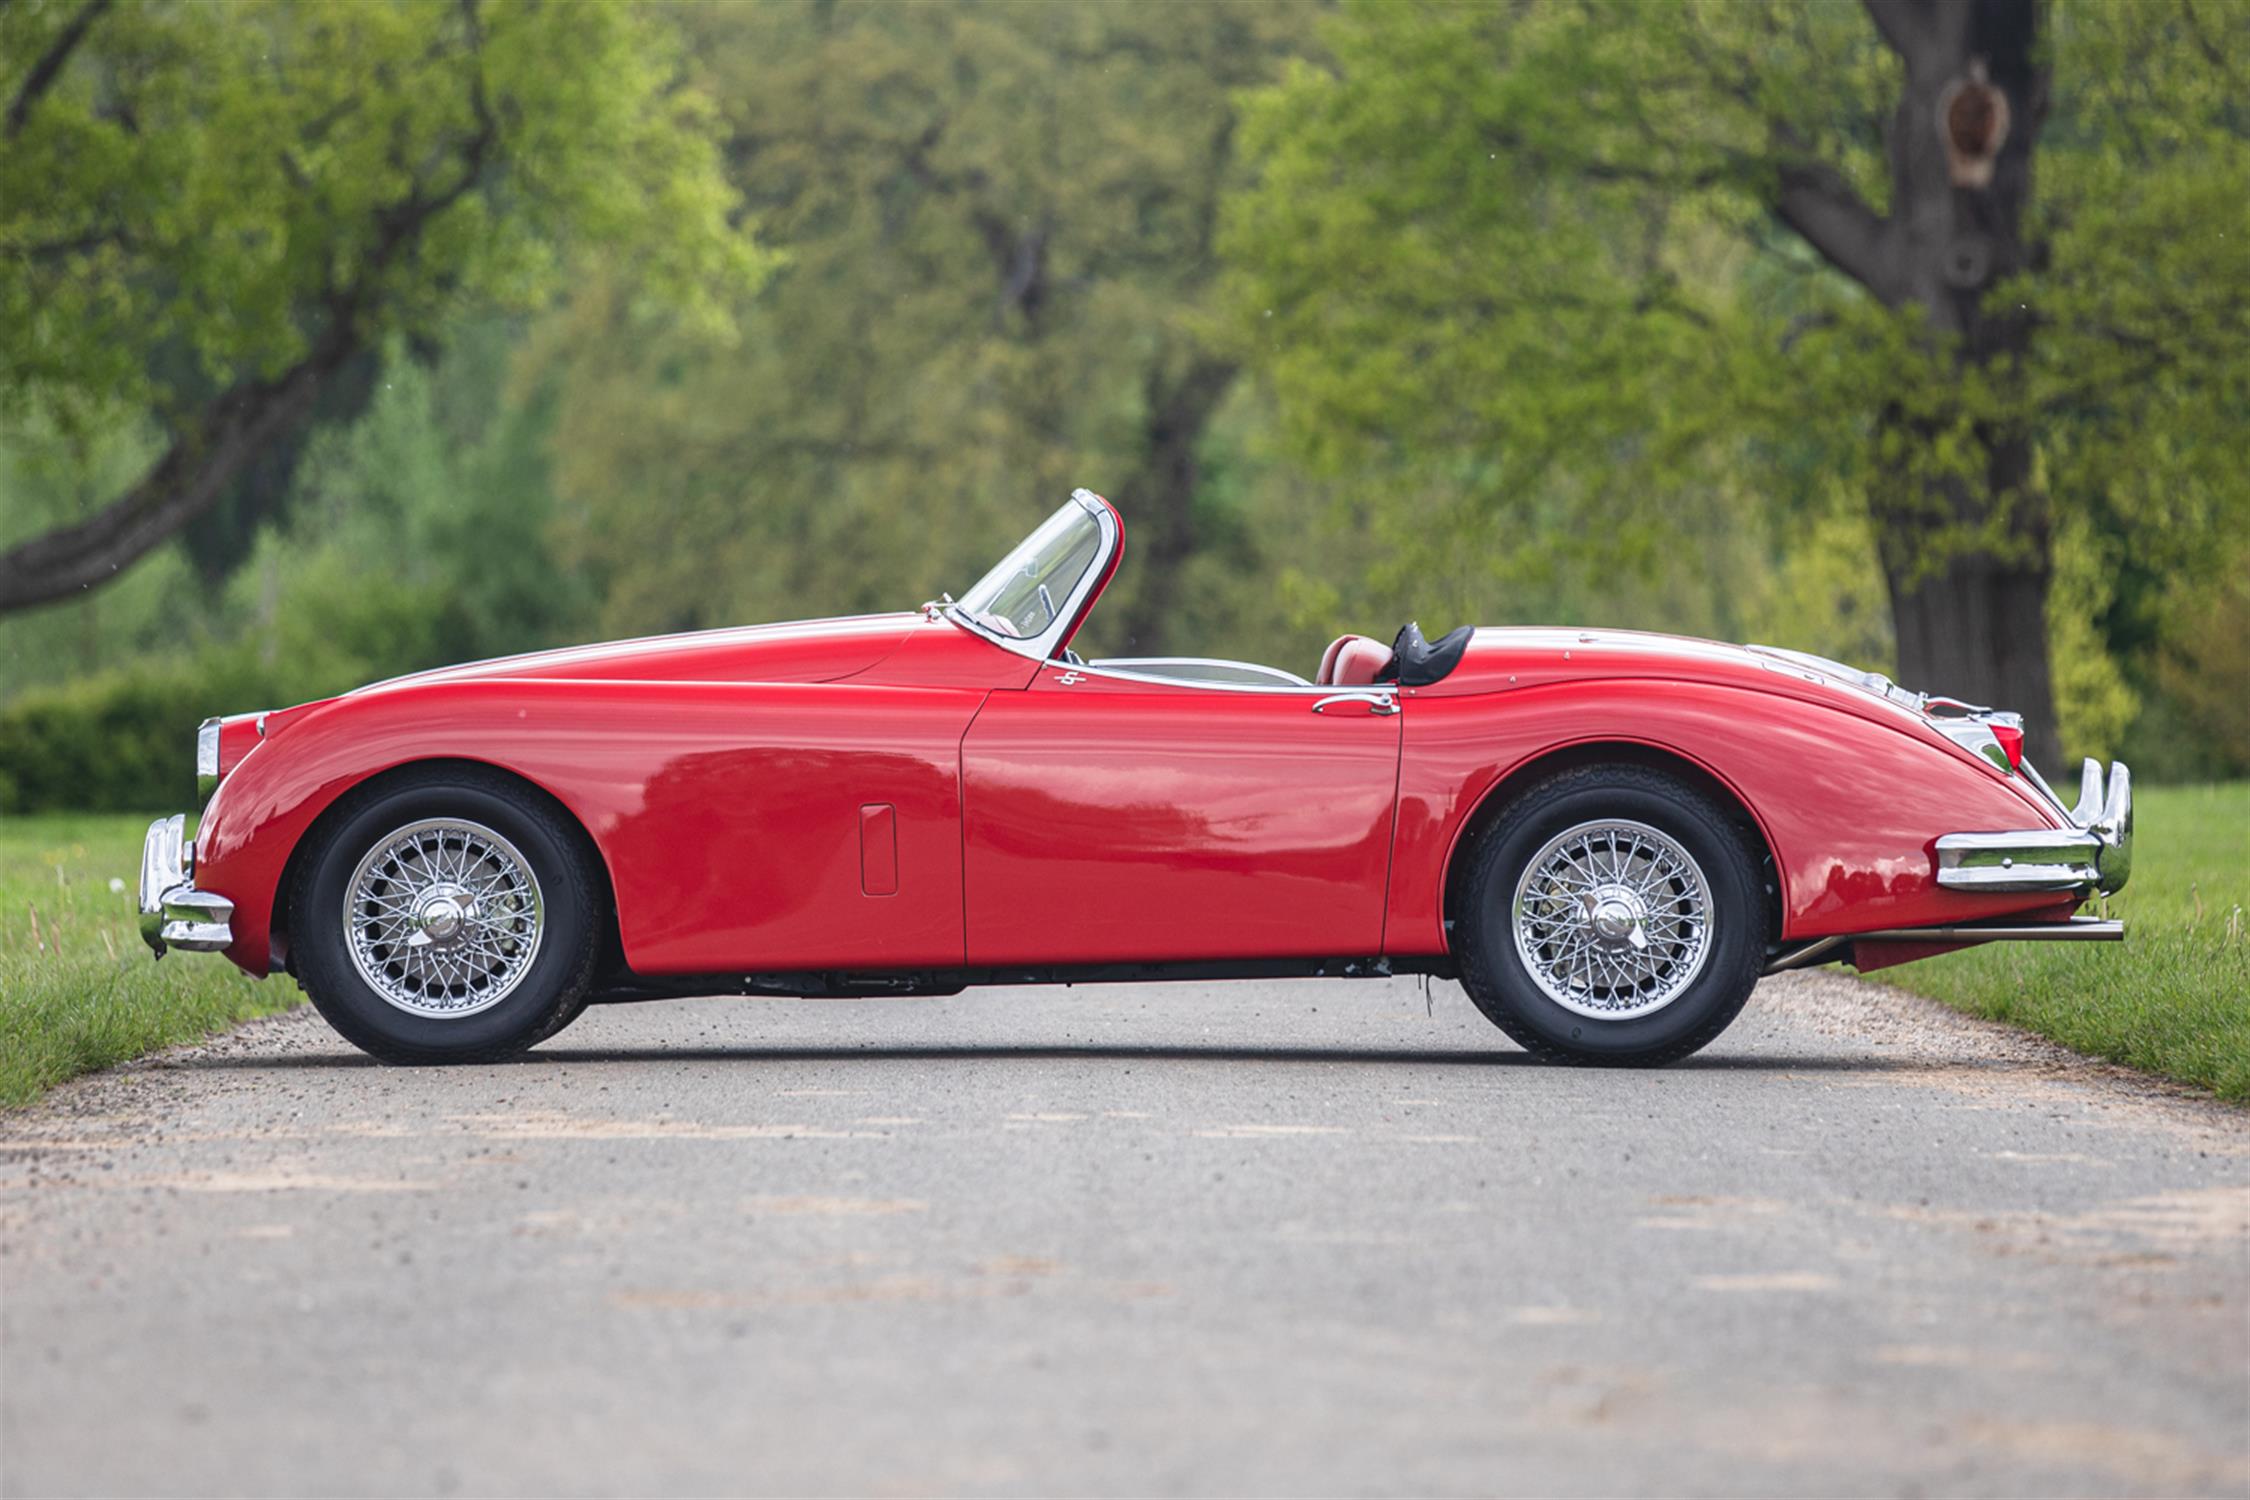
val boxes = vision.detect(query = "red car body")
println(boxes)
[161,491,2126,1003]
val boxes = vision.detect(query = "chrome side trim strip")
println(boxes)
[1037,658,1381,698]
[1089,656,1312,687]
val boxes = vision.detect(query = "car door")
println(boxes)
[960,661,1404,965]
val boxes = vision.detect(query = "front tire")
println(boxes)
[1455,763,1767,1066]
[290,768,603,1064]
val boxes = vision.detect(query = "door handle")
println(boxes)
[1311,692,1399,716]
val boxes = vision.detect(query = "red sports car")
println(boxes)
[141,490,2130,1066]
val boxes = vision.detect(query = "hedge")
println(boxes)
[0,655,326,815]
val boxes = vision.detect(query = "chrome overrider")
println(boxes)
[1935,757,2133,895]
[138,813,234,957]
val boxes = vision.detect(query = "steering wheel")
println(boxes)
[1037,582,1056,627]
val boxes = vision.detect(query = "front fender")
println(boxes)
[194,677,987,976]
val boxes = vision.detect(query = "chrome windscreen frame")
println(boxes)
[1934,757,2133,895]
[945,490,1119,664]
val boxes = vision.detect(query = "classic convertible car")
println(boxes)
[141,490,2130,1066]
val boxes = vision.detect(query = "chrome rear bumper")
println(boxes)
[1935,758,2132,895]
[138,814,234,957]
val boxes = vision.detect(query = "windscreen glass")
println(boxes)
[953,500,1104,641]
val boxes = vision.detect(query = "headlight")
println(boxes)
[196,718,221,805]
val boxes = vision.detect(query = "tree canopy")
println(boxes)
[1224,0,2250,762]
[529,0,1309,654]
[0,0,766,612]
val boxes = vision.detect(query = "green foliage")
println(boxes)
[1879,782,2250,1100]
[527,0,1310,655]
[0,0,768,618]
[1,0,762,433]
[1,0,2241,801]
[1224,0,2250,763]
[0,812,299,1108]
[0,327,590,812]
[2143,552,2250,781]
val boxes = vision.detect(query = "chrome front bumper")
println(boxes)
[138,814,234,956]
[1935,758,2132,896]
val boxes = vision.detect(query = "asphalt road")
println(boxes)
[4,972,2246,1498]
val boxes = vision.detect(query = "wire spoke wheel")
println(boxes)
[1511,817,1713,1021]
[343,817,544,1019]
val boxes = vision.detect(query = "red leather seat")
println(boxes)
[1316,634,1392,687]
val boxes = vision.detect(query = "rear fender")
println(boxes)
[1389,678,2067,954]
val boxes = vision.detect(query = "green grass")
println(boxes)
[1873,781,2250,1099]
[1,811,300,1108]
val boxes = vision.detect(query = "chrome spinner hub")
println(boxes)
[413,886,471,944]
[1588,886,1645,944]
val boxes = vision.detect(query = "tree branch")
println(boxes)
[1860,0,1934,65]
[0,334,359,612]
[14,224,134,262]
[1775,158,1899,303]
[5,0,109,138]
[1480,124,1741,192]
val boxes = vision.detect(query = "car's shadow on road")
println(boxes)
[173,1042,1969,1075]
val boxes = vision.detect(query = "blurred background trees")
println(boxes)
[527,0,1310,656]
[0,0,763,614]
[1225,0,2250,767]
[3,0,2244,811]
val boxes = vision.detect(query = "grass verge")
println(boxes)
[1,811,300,1108]
[1871,780,2250,1100]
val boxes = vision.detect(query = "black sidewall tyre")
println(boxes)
[1458,766,1766,1066]
[292,775,600,1064]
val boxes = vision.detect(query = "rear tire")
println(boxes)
[289,768,603,1064]
[1455,763,1766,1066]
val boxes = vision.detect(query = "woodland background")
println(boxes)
[3,0,2245,812]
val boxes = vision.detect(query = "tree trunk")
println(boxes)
[1879,454,2063,771]
[1850,0,2062,760]
[1875,414,2063,767]
[0,66,495,617]
[1112,356,1236,654]
[1889,552,2061,764]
